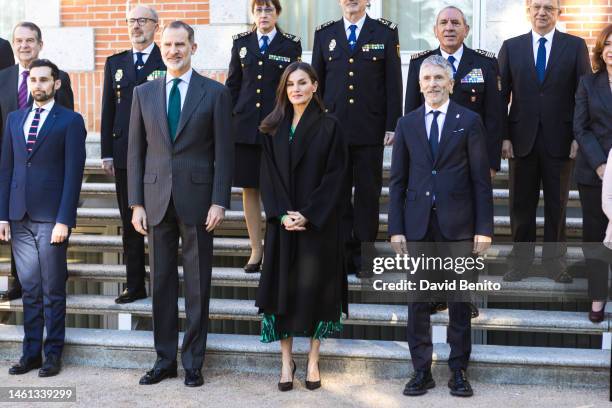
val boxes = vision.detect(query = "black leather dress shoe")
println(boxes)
[38,355,61,377]
[502,268,525,282]
[448,369,473,397]
[8,356,42,375]
[403,370,435,396]
[0,287,22,301]
[184,369,203,387]
[243,259,262,273]
[139,365,177,385]
[430,302,448,314]
[115,288,147,304]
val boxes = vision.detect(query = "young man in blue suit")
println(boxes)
[0,59,86,378]
[389,55,493,397]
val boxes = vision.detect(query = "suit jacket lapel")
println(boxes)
[415,105,434,164]
[174,71,207,140]
[595,71,612,113]
[290,101,321,170]
[272,117,291,192]
[15,108,29,151]
[267,30,284,55]
[521,33,540,85]
[435,102,460,164]
[333,20,351,55]
[28,104,59,158]
[156,76,172,147]
[543,30,567,84]
[355,16,375,55]
[123,50,137,83]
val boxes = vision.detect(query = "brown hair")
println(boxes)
[251,0,282,14]
[259,62,325,136]
[13,21,42,42]
[163,20,194,44]
[592,24,612,73]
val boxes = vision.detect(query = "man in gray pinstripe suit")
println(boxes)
[127,21,233,387]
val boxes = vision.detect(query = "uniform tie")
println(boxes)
[447,55,457,77]
[18,70,29,109]
[167,78,181,142]
[536,37,547,83]
[429,110,441,159]
[260,35,269,54]
[348,25,358,51]
[26,107,44,153]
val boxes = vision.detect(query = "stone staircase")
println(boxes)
[0,138,609,388]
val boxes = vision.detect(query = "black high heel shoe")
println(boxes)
[244,258,262,273]
[589,301,607,323]
[277,359,296,392]
[305,360,321,390]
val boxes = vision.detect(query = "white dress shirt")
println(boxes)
[23,99,55,143]
[424,99,449,142]
[440,45,464,73]
[343,14,367,40]
[165,69,192,112]
[257,27,277,50]
[17,64,29,94]
[132,42,155,66]
[531,28,555,67]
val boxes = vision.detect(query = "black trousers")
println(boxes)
[406,210,472,372]
[115,168,146,291]
[148,199,213,370]
[578,183,610,300]
[342,145,384,272]
[509,127,572,272]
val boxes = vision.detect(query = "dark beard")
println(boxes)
[32,89,55,103]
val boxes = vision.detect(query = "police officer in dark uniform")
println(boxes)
[405,5,505,175]
[100,5,165,304]
[312,0,403,277]
[226,0,301,272]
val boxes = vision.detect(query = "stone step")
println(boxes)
[1,295,606,334]
[0,263,591,298]
[0,325,607,387]
[73,208,584,235]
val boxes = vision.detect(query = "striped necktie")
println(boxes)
[26,107,44,153]
[18,70,29,109]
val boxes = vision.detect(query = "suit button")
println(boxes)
[349,58,354,63]
[328,56,332,61]
[425,191,430,196]
[256,102,261,108]
[256,89,261,94]
[349,98,355,104]
[349,85,354,90]
[373,57,377,61]
[257,75,262,79]
[258,61,263,66]
[432,170,437,175]
[349,71,354,77]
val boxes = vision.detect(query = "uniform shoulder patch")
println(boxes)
[474,48,496,59]
[233,30,253,41]
[377,18,398,30]
[410,49,434,60]
[282,32,301,43]
[316,20,335,31]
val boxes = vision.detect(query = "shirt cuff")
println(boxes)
[213,204,225,210]
[0,221,9,224]
[102,158,113,162]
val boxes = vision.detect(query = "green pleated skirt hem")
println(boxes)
[260,313,343,343]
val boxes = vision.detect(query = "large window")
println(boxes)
[0,0,24,40]
[279,0,476,52]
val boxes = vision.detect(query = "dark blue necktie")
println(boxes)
[260,35,269,54]
[348,25,357,51]
[536,37,547,83]
[135,52,145,70]
[429,110,441,159]
[447,55,457,77]
[26,107,44,153]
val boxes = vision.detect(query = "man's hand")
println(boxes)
[0,223,10,242]
[501,140,514,159]
[597,164,607,180]
[205,205,225,232]
[51,223,69,244]
[569,140,579,160]
[473,235,492,255]
[285,211,308,231]
[131,205,148,236]
[490,168,497,179]
[102,159,115,177]
[384,131,395,146]
[390,234,407,255]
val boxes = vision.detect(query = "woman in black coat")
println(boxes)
[574,24,612,322]
[226,0,302,272]
[256,62,347,391]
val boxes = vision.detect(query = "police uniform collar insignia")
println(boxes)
[146,69,166,81]
[115,69,123,82]
[239,47,247,58]
[281,32,301,43]
[410,50,433,60]
[329,39,337,52]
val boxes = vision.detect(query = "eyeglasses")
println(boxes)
[126,18,157,26]
[254,7,276,16]
[530,5,559,14]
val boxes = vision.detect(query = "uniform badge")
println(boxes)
[114,69,123,82]
[239,47,247,59]
[329,39,336,52]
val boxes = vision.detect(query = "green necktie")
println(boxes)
[167,78,181,142]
